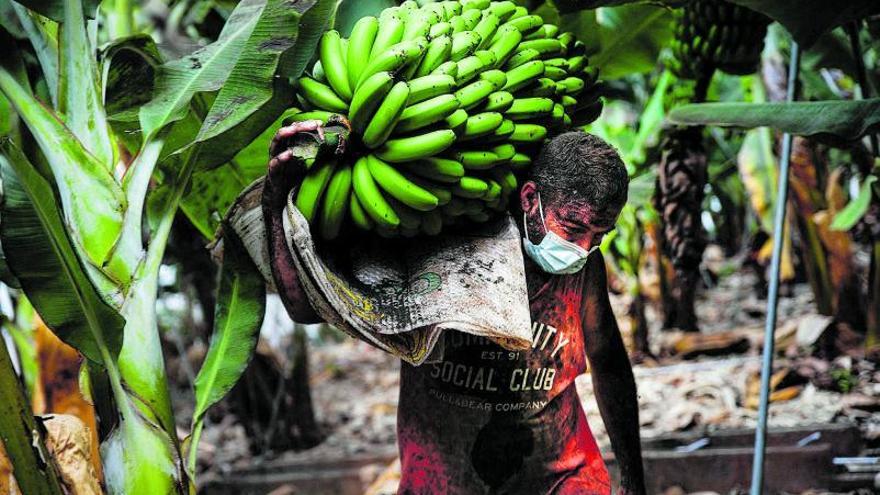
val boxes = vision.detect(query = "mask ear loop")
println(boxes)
[523,192,549,243]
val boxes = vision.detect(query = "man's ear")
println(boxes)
[520,181,539,215]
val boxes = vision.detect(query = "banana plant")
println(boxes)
[0,0,334,492]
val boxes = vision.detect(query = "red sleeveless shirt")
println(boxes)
[396,268,611,494]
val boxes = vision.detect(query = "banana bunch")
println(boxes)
[291,0,603,240]
[669,0,771,80]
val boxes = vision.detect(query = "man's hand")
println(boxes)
[262,120,331,324]
[581,253,646,495]
[268,120,326,174]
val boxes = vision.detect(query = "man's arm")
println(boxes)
[581,252,645,495]
[262,121,326,324]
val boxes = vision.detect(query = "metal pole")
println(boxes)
[749,41,800,495]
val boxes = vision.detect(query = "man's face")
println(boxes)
[520,181,621,253]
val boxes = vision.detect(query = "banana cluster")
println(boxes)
[669,0,771,80]
[291,0,602,240]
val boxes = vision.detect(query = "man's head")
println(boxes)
[520,131,629,256]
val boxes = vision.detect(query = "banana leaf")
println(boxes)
[11,0,100,21]
[138,0,266,141]
[9,1,59,107]
[188,225,265,472]
[0,140,124,364]
[0,34,125,277]
[831,175,878,231]
[58,0,114,168]
[187,0,336,171]
[591,4,674,80]
[552,0,880,48]
[669,99,880,144]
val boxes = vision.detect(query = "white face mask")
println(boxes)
[522,193,599,275]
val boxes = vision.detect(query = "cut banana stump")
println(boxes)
[290,0,604,239]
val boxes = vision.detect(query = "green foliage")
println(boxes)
[831,175,878,231]
[0,141,125,364]
[669,99,880,143]
[189,226,265,472]
[334,0,397,36]
[593,4,674,80]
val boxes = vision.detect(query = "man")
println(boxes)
[265,124,645,494]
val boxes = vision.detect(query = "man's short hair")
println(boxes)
[529,131,629,224]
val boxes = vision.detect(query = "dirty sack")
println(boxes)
[224,180,533,365]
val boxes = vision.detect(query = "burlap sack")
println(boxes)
[225,179,532,365]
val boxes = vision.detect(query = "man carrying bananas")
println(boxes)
[266,122,645,494]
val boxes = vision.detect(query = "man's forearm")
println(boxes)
[591,355,645,494]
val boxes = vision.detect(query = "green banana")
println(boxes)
[445,108,470,135]
[518,38,563,57]
[295,159,337,222]
[485,118,515,142]
[442,1,462,19]
[451,31,482,61]
[376,129,457,163]
[454,78,496,110]
[461,8,483,29]
[503,60,544,92]
[406,74,457,104]
[362,81,410,149]
[442,197,468,216]
[506,14,543,34]
[473,13,500,50]
[349,192,374,230]
[508,6,528,20]
[318,29,351,101]
[505,97,554,120]
[488,25,522,66]
[490,167,518,196]
[430,21,452,39]
[488,1,517,22]
[543,66,567,81]
[452,176,490,198]
[460,112,504,140]
[387,196,422,229]
[509,152,532,170]
[395,94,461,133]
[352,156,400,228]
[523,77,557,97]
[558,32,575,52]
[406,174,453,205]
[368,154,439,211]
[319,164,352,240]
[482,91,514,112]
[504,48,540,69]
[483,179,502,201]
[431,60,459,78]
[347,17,379,91]
[543,24,560,39]
[403,14,432,41]
[567,55,587,73]
[509,123,548,143]
[358,38,425,89]
[420,209,444,235]
[491,143,516,162]
[560,76,585,95]
[403,157,465,183]
[461,0,490,11]
[297,77,348,113]
[349,71,394,135]
[452,149,502,170]
[289,110,335,123]
[479,69,507,89]
[370,14,405,61]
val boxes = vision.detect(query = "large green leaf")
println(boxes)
[591,4,674,80]
[10,2,59,107]
[12,0,100,21]
[831,175,878,231]
[553,0,880,48]
[138,0,266,141]
[0,140,125,364]
[727,0,880,48]
[101,34,163,121]
[669,99,880,143]
[189,225,265,471]
[0,337,65,495]
[57,0,114,168]
[181,162,248,239]
[334,0,394,36]
[0,38,125,275]
[188,0,336,171]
